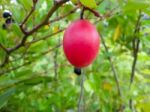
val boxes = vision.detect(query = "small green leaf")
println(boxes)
[80,0,97,9]
[113,24,121,41]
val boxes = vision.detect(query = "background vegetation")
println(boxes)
[0,0,150,112]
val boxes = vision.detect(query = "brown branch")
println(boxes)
[0,43,9,54]
[84,7,103,18]
[130,11,142,87]
[129,11,142,111]
[1,28,64,68]
[20,3,36,35]
[84,6,117,21]
[27,0,69,35]
[9,0,68,52]
[130,39,140,85]
[0,0,68,67]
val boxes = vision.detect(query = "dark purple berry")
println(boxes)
[3,11,12,18]
[74,68,81,75]
[5,18,12,24]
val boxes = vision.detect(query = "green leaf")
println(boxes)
[84,80,94,93]
[28,41,49,53]
[80,0,97,9]
[17,0,32,10]
[113,24,121,41]
[23,76,53,85]
[0,88,16,109]
[124,1,150,12]
[10,5,25,22]
[11,24,22,37]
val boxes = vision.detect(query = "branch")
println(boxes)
[0,54,9,67]
[0,0,68,67]
[27,28,65,45]
[0,43,9,53]
[78,70,85,112]
[0,43,9,67]
[130,39,140,85]
[20,2,37,35]
[1,28,64,68]
[100,34,121,97]
[48,5,79,24]
[0,44,61,76]
[84,6,116,21]
[9,0,68,51]
[9,0,68,52]
[84,7,103,18]
[53,40,60,80]
[130,11,142,87]
[129,11,142,111]
[27,0,69,35]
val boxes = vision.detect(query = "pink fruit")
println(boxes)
[63,20,100,68]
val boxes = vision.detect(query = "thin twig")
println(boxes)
[130,11,142,86]
[129,11,142,111]
[100,34,121,97]
[0,44,9,53]
[0,44,9,67]
[20,3,36,34]
[53,38,60,80]
[27,28,65,45]
[0,54,9,67]
[78,70,85,112]
[0,44,61,76]
[48,6,80,24]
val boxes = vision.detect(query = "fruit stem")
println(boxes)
[78,69,85,112]
[80,7,85,19]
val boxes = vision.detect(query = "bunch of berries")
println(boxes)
[2,11,14,29]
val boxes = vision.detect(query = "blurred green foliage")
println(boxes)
[0,0,150,112]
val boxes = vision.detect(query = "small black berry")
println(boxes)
[2,24,7,29]
[3,11,12,18]
[74,68,81,75]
